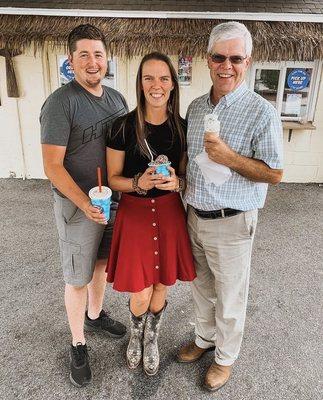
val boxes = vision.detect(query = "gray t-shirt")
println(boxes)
[40,79,128,195]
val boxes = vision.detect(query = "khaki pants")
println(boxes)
[187,206,258,366]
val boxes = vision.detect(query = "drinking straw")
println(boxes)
[144,139,154,162]
[97,167,102,192]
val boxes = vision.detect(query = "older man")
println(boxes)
[178,22,283,391]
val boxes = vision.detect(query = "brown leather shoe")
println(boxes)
[177,342,215,363]
[204,362,232,391]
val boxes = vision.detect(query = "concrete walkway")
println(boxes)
[0,179,321,400]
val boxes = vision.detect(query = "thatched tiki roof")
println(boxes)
[0,48,20,97]
[0,15,323,61]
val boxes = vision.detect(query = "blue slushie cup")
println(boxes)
[148,161,171,177]
[149,154,171,177]
[89,186,112,221]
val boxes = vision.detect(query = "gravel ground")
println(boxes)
[0,179,321,400]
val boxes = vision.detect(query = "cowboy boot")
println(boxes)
[126,310,147,369]
[143,303,167,376]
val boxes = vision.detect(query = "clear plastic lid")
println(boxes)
[89,186,112,199]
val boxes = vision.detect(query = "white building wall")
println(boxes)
[0,48,47,179]
[0,49,322,182]
[282,81,323,182]
[0,57,25,178]
[15,49,47,179]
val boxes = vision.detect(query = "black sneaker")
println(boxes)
[69,343,92,388]
[84,310,127,338]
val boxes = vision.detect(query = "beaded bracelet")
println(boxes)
[132,173,147,195]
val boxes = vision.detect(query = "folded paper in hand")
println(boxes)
[195,151,232,185]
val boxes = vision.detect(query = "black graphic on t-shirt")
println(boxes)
[82,109,125,144]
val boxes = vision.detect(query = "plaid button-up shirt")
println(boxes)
[184,82,283,211]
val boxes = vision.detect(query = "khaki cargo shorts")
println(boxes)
[53,192,115,286]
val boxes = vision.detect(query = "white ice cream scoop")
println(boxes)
[204,113,220,135]
[194,112,231,186]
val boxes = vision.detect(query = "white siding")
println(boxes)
[0,49,322,182]
[0,57,25,178]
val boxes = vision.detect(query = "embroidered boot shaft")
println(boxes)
[126,311,147,369]
[143,303,167,376]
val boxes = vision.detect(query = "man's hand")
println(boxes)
[82,200,108,225]
[204,133,236,167]
[203,133,283,184]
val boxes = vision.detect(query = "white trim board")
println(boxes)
[1,8,323,23]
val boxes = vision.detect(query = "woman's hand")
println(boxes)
[154,167,179,191]
[138,167,167,191]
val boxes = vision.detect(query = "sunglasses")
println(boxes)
[209,53,247,64]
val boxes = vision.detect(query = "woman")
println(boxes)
[106,52,196,376]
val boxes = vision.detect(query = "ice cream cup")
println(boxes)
[89,186,112,221]
[204,113,220,137]
[148,161,171,177]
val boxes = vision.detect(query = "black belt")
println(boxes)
[193,207,243,219]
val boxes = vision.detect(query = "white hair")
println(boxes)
[207,21,253,56]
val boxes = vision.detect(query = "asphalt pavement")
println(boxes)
[0,179,321,400]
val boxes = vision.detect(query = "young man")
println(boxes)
[178,22,283,391]
[40,24,128,387]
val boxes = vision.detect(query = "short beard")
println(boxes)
[85,78,101,87]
